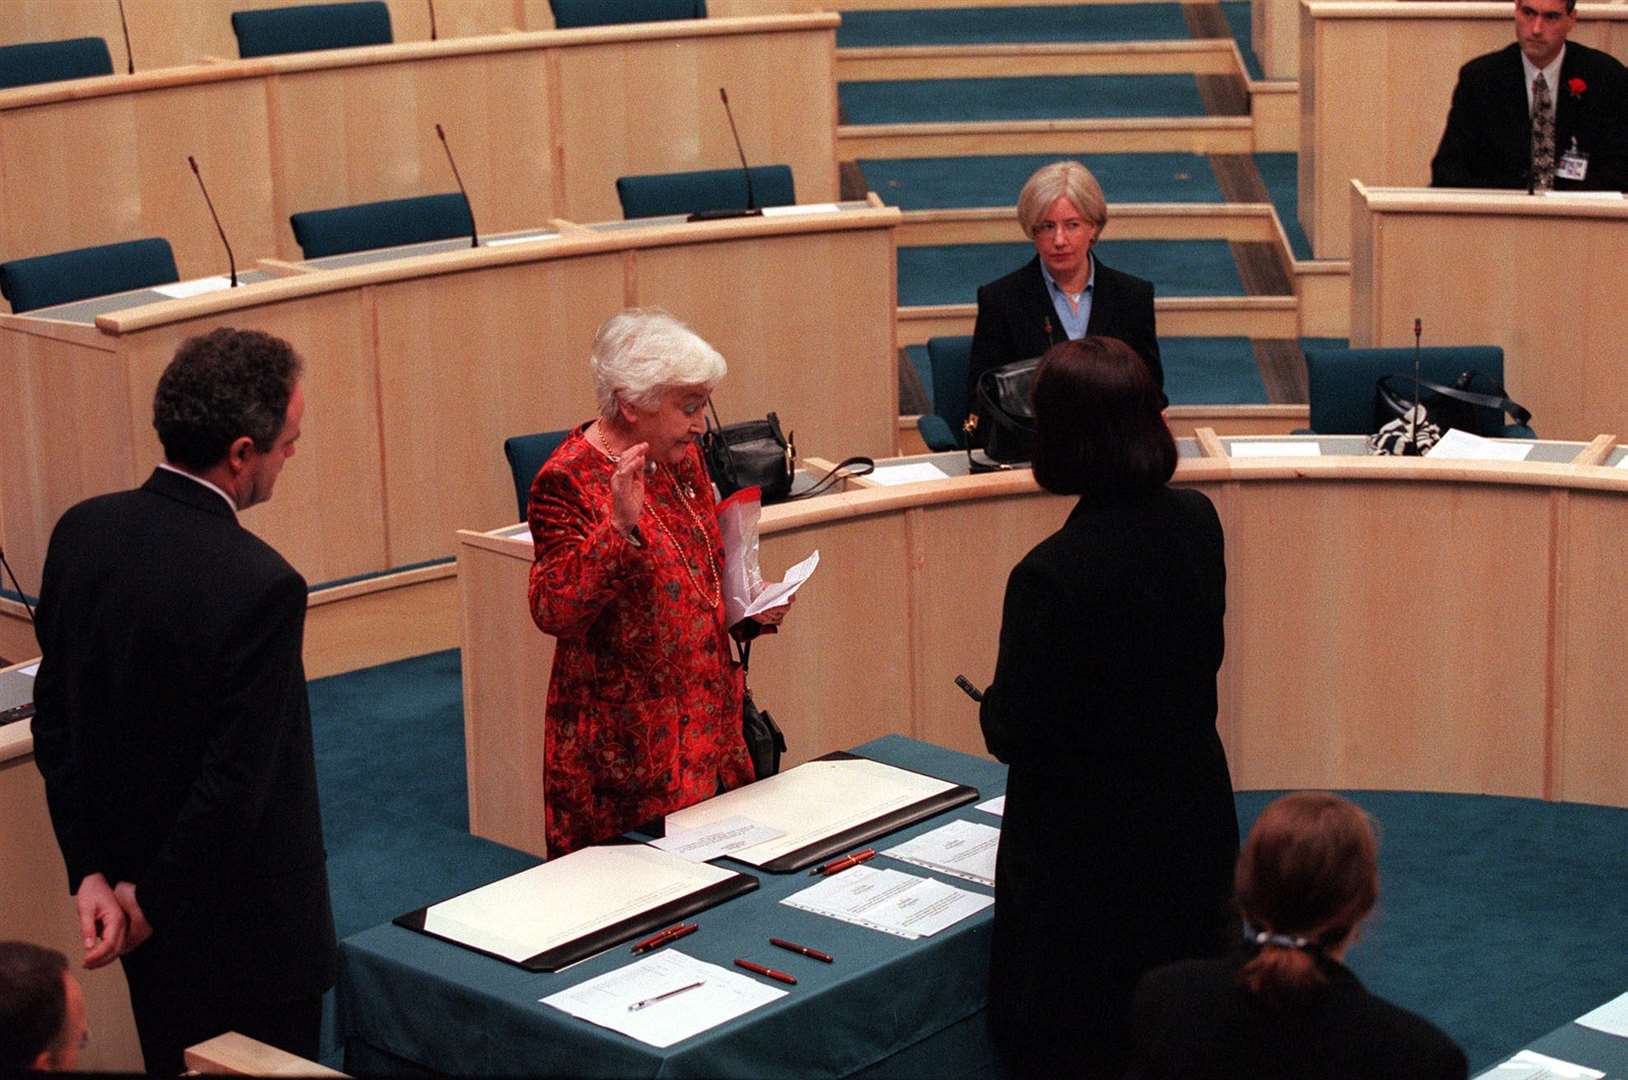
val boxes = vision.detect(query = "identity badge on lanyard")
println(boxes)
[1557,137,1590,182]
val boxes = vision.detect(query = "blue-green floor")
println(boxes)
[1254,151,1312,260]
[861,153,1224,209]
[841,74,1208,124]
[837,4,1194,47]
[898,239,1244,307]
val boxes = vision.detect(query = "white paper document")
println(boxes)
[882,820,1000,887]
[420,846,739,963]
[541,949,784,1048]
[151,276,235,299]
[976,796,1005,817]
[1425,429,1533,461]
[1229,440,1321,457]
[665,756,960,867]
[780,865,992,940]
[651,815,785,863]
[869,462,951,486]
[1614,455,1628,470]
[760,203,842,217]
[1476,1050,1605,1079]
[483,231,559,247]
[1575,990,1628,1037]
[18,662,39,677]
[743,549,819,618]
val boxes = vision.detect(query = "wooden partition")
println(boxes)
[458,444,1628,858]
[0,205,898,600]
[1299,2,1628,259]
[0,14,839,283]
[1350,183,1628,441]
[1255,0,1301,78]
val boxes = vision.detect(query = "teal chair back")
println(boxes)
[290,193,473,259]
[916,336,973,452]
[505,430,572,521]
[616,166,795,220]
[1,238,178,313]
[232,1,392,58]
[550,0,705,29]
[1304,345,1530,436]
[0,37,114,90]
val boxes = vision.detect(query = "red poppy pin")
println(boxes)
[1568,77,1587,98]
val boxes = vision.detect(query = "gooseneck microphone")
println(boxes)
[428,0,438,40]
[1406,316,1424,456]
[0,546,35,624]
[434,123,480,248]
[187,156,238,287]
[116,0,135,74]
[687,87,764,222]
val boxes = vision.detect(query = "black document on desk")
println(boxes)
[664,751,980,873]
[394,839,758,971]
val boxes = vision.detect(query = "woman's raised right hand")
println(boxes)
[610,441,651,532]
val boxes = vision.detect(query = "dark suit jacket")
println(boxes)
[31,467,336,1002]
[967,255,1163,436]
[1126,950,1469,1080]
[1431,41,1628,190]
[979,487,1238,1075]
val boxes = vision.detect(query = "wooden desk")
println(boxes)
[458,438,1628,858]
[0,14,839,283]
[1298,2,1628,260]
[1349,183,1628,441]
[0,204,899,601]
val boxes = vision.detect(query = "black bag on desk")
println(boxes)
[741,688,786,779]
[1374,371,1531,438]
[974,356,1041,464]
[702,407,794,503]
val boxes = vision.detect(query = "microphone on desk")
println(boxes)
[1404,316,1424,456]
[435,123,480,248]
[187,156,238,287]
[116,0,136,73]
[687,87,764,223]
[427,0,438,40]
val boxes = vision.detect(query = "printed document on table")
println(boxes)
[1229,441,1322,457]
[882,820,1000,887]
[666,757,959,866]
[541,949,784,1049]
[1575,990,1628,1037]
[976,796,1005,817]
[651,815,784,863]
[870,462,951,486]
[1475,1050,1605,1079]
[1424,429,1533,461]
[744,550,819,618]
[152,276,234,299]
[780,865,992,940]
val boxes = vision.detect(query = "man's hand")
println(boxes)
[73,873,127,969]
[113,881,153,954]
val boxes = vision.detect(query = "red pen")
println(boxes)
[630,923,697,954]
[770,937,833,963]
[734,958,797,985]
[809,848,877,876]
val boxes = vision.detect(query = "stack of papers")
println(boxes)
[1424,429,1533,461]
[882,820,1000,887]
[780,865,992,940]
[541,949,784,1048]
[1476,1050,1604,1079]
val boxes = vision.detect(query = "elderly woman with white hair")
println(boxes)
[527,308,787,856]
[966,160,1164,443]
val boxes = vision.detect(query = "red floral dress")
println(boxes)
[527,427,752,856]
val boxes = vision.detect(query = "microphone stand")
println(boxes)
[687,87,764,222]
[187,156,238,287]
[1404,317,1424,456]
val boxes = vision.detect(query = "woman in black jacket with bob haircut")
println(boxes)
[981,336,1238,1079]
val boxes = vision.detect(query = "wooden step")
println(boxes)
[838,40,1243,81]
[895,202,1282,246]
[839,116,1256,159]
[898,295,1301,345]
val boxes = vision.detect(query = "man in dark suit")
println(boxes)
[31,328,335,1074]
[1431,0,1628,191]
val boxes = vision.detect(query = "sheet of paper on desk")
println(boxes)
[650,815,784,863]
[1476,1050,1605,1079]
[743,550,819,618]
[152,276,235,299]
[976,796,1005,816]
[1229,441,1321,457]
[761,203,841,216]
[1424,429,1532,461]
[541,949,784,1049]
[18,662,38,677]
[870,462,951,485]
[1615,455,1628,470]
[882,820,1000,887]
[781,865,992,940]
[1575,990,1628,1037]
[483,232,559,247]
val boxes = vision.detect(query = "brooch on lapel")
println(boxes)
[1568,77,1587,98]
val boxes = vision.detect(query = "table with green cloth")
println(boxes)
[1474,1019,1628,1077]
[337,735,1005,1077]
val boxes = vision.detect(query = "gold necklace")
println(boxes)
[592,421,622,462]
[646,471,721,609]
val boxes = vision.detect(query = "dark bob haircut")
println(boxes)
[1030,336,1175,499]
[152,327,303,472]
[0,942,68,1070]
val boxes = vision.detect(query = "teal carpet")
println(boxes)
[306,650,1628,1074]
[862,152,1223,208]
[897,239,1244,307]
[840,75,1208,124]
[1254,152,1312,260]
[837,4,1193,47]
[1161,336,1267,404]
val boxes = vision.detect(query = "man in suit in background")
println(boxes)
[1432,0,1628,191]
[31,328,335,1074]
[0,942,88,1072]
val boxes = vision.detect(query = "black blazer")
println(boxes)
[1431,41,1628,191]
[31,468,336,1002]
[979,487,1237,1075]
[1126,951,1469,1080]
[967,254,1163,423]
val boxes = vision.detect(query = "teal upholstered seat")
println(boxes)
[917,335,974,452]
[0,238,178,313]
[1302,346,1534,438]
[231,1,392,58]
[550,0,705,30]
[504,430,572,522]
[615,166,795,220]
[0,37,114,90]
[289,193,474,259]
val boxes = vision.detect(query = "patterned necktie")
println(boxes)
[1531,72,1556,191]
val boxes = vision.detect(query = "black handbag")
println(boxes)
[1374,371,1532,438]
[734,636,785,779]
[702,406,794,503]
[974,356,1041,464]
